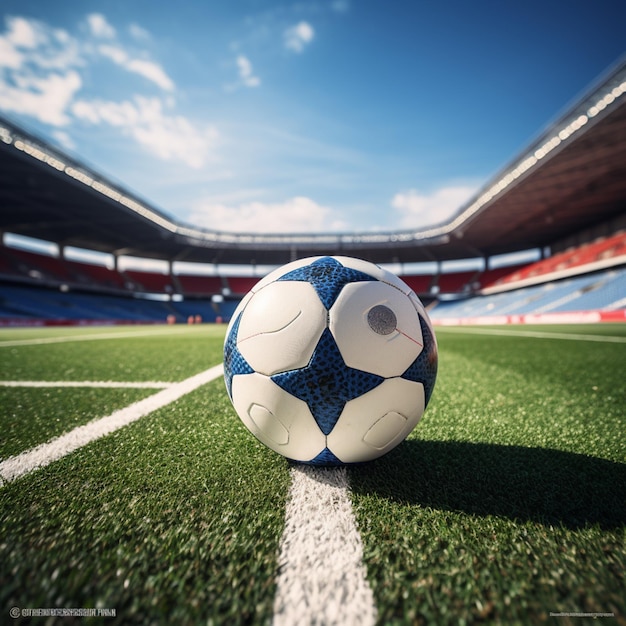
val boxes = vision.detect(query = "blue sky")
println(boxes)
[1,0,624,235]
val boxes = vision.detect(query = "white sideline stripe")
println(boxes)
[272,466,377,626]
[0,364,224,484]
[0,326,197,348]
[438,327,626,343]
[0,380,173,389]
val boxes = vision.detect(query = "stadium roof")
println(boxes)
[1,57,625,267]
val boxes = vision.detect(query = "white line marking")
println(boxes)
[272,466,377,626]
[0,380,173,389]
[0,326,200,348]
[0,364,224,484]
[437,327,626,343]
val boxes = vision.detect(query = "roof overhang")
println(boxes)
[0,57,625,266]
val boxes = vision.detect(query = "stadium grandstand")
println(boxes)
[1,56,625,327]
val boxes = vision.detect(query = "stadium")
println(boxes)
[1,47,625,626]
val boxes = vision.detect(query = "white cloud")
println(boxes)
[236,55,261,88]
[0,12,177,136]
[0,16,83,125]
[86,13,116,39]
[0,70,82,126]
[129,23,150,41]
[0,16,81,71]
[127,58,174,91]
[0,31,25,70]
[5,15,41,48]
[391,186,478,228]
[189,196,347,233]
[97,44,175,91]
[97,43,127,65]
[72,96,218,168]
[51,129,76,150]
[284,21,315,53]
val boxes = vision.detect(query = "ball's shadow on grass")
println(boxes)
[349,440,626,530]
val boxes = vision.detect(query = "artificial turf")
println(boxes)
[350,325,626,625]
[0,379,291,625]
[0,324,225,381]
[0,387,155,458]
[0,323,624,625]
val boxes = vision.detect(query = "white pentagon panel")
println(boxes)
[231,373,325,462]
[328,378,425,463]
[334,256,415,295]
[330,281,424,377]
[237,281,327,376]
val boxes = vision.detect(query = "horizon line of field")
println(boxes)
[436,326,626,342]
[1,324,624,350]
[0,324,212,347]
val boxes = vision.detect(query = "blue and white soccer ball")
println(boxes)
[223,256,437,465]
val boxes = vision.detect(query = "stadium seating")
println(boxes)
[65,260,127,290]
[176,274,223,296]
[0,281,252,324]
[0,246,19,277]
[3,248,74,282]
[226,276,262,295]
[476,264,530,289]
[2,230,624,326]
[492,232,626,286]
[429,268,626,320]
[123,269,175,294]
[435,271,479,294]
[553,268,626,311]
[398,274,433,294]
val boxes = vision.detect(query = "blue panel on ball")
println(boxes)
[271,328,384,435]
[223,312,254,399]
[276,256,375,309]
[306,447,344,466]
[401,314,438,405]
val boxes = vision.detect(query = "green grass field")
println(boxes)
[0,323,624,625]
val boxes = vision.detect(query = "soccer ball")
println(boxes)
[223,256,437,465]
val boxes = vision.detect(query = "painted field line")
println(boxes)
[0,363,224,485]
[273,465,377,626]
[438,327,626,343]
[0,326,200,348]
[0,380,173,389]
